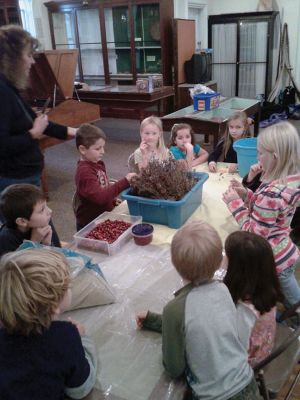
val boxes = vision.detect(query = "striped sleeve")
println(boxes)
[227,193,281,238]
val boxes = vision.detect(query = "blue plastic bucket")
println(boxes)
[233,137,258,177]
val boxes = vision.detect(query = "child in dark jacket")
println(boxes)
[0,248,97,399]
[208,111,251,173]
[0,183,60,257]
[75,123,136,230]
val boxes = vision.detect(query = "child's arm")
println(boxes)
[64,323,97,400]
[161,301,186,379]
[76,165,133,206]
[136,311,162,333]
[184,143,194,168]
[223,185,282,239]
[208,140,223,172]
[191,145,209,167]
[246,163,262,183]
[137,141,151,170]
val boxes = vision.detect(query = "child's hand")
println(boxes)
[247,163,262,182]
[114,198,122,206]
[184,142,194,153]
[68,318,86,336]
[139,141,148,155]
[136,311,148,329]
[126,172,137,182]
[230,179,247,200]
[222,187,240,204]
[30,225,52,245]
[228,163,237,173]
[208,161,217,172]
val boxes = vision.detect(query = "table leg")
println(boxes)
[41,152,49,200]
[41,168,49,200]
[254,109,261,136]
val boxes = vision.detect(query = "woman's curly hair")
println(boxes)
[0,25,39,89]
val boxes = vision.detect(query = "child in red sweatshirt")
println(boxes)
[75,124,136,230]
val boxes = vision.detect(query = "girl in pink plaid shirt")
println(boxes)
[223,121,300,306]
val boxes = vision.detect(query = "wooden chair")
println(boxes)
[254,318,300,399]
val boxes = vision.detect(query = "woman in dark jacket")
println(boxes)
[0,24,76,191]
[0,25,76,245]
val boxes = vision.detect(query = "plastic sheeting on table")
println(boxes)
[62,164,240,400]
[62,242,185,400]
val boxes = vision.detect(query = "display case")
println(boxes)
[45,0,173,87]
[0,0,21,26]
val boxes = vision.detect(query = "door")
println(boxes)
[209,12,278,99]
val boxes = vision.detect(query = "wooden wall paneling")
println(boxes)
[173,18,195,109]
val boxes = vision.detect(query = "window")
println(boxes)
[19,0,36,36]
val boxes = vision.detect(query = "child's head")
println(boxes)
[0,248,71,335]
[257,121,300,182]
[76,123,106,163]
[0,184,51,230]
[169,123,195,149]
[223,111,250,158]
[139,115,165,151]
[171,221,223,284]
[223,231,283,313]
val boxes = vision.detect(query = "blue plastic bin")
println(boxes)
[121,172,209,229]
[193,92,220,111]
[233,137,258,177]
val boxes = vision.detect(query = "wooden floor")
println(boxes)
[277,363,300,399]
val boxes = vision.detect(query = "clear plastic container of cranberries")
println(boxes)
[74,212,142,255]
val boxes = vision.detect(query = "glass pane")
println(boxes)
[105,6,132,78]
[238,63,266,98]
[239,21,268,63]
[77,9,104,85]
[212,23,236,63]
[52,12,76,48]
[0,9,5,25]
[213,64,236,97]
[133,3,161,74]
[135,48,161,74]
[7,7,20,24]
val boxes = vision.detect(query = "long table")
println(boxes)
[64,164,240,400]
[76,85,175,121]
[162,97,261,147]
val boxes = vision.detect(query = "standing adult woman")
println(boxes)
[0,24,76,192]
[0,25,77,245]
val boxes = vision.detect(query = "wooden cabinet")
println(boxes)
[0,0,21,26]
[45,0,173,87]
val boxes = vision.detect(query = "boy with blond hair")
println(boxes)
[137,221,258,399]
[0,183,60,257]
[75,123,136,230]
[0,248,97,399]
